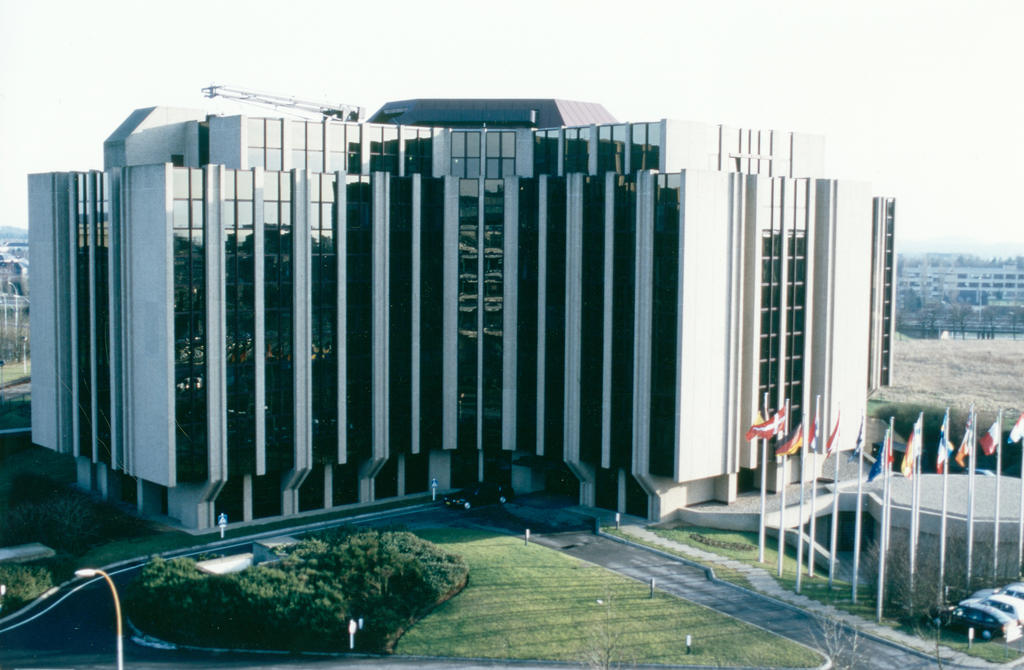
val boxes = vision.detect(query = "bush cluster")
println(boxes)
[689,533,755,553]
[126,527,468,653]
[0,564,54,613]
[0,474,146,555]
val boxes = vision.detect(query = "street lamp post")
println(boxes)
[75,568,124,670]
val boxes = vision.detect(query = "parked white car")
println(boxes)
[981,594,1024,625]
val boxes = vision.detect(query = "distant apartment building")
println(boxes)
[899,259,1024,308]
[29,99,895,529]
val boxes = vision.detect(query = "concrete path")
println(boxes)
[615,523,1024,668]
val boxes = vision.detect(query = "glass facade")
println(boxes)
[648,174,680,478]
[247,118,283,171]
[564,127,590,173]
[419,178,445,451]
[263,171,294,473]
[223,169,257,476]
[310,172,338,464]
[451,132,481,179]
[515,180,539,453]
[389,178,413,454]
[543,177,566,459]
[485,131,516,178]
[597,125,627,174]
[630,123,661,172]
[369,126,399,173]
[481,179,503,451]
[456,179,478,455]
[172,167,208,481]
[534,129,559,175]
[404,129,434,177]
[345,175,373,463]
[609,176,636,469]
[579,176,604,463]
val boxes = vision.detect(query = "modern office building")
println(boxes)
[29,99,895,529]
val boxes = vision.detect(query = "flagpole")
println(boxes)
[995,409,1003,580]
[1018,417,1024,577]
[877,421,893,623]
[758,392,769,564]
[909,413,922,597]
[828,403,841,589]
[778,399,790,579]
[939,408,950,604]
[796,420,807,594]
[852,413,865,603]
[808,397,818,578]
[967,404,976,589]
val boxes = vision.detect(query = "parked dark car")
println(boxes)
[947,603,1019,640]
[443,482,515,510]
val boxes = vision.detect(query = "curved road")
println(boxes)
[0,504,954,669]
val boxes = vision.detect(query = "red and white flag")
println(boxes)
[745,405,787,441]
[825,411,840,457]
[979,418,1001,456]
[1009,411,1024,445]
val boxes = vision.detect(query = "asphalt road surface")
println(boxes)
[0,502,953,669]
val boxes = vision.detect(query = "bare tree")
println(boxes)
[813,613,863,670]
[580,596,635,670]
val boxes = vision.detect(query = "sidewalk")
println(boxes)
[617,523,1024,668]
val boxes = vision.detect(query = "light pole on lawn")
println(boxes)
[74,568,124,670]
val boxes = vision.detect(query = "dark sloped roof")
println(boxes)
[368,98,617,128]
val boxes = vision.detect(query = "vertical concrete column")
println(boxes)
[411,174,422,454]
[441,177,459,451]
[428,449,451,490]
[323,464,333,508]
[501,176,518,453]
[86,172,99,468]
[253,167,267,475]
[475,177,484,452]
[535,176,548,456]
[243,473,253,522]
[204,165,228,492]
[631,171,655,480]
[397,452,406,496]
[600,173,615,470]
[617,468,627,514]
[68,175,81,461]
[282,168,312,515]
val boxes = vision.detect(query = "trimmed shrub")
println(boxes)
[0,564,55,613]
[126,528,468,653]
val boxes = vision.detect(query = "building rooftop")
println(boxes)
[368,98,618,128]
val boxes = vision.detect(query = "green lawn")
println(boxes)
[626,524,1021,664]
[397,528,822,667]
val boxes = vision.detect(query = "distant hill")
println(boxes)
[899,237,1024,257]
[0,227,27,243]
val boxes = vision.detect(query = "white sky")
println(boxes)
[1,0,1021,251]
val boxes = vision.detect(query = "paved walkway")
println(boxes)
[617,523,1024,668]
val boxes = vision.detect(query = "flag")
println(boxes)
[775,423,803,456]
[848,415,865,463]
[825,411,841,457]
[979,418,1000,456]
[902,413,922,479]
[954,413,973,468]
[936,409,952,474]
[809,409,820,454]
[746,406,787,441]
[1009,411,1024,444]
[868,429,890,482]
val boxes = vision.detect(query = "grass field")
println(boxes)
[873,338,1024,413]
[397,528,822,667]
